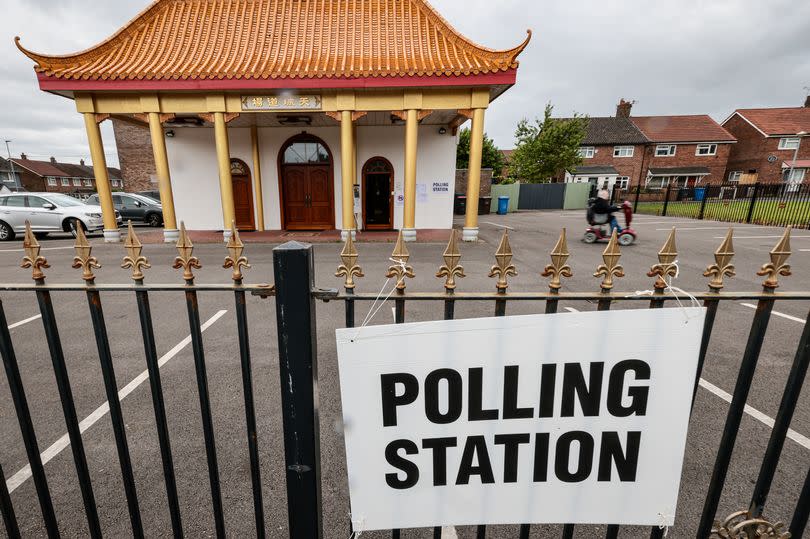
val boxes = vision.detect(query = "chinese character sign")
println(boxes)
[241,95,322,111]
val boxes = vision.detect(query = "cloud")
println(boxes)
[2,0,808,166]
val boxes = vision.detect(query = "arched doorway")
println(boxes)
[362,157,394,230]
[230,159,255,231]
[278,134,335,230]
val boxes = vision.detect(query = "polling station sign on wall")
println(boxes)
[336,308,705,530]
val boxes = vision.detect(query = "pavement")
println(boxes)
[0,210,808,538]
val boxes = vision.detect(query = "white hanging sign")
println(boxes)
[336,308,705,531]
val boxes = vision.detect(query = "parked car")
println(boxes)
[0,192,121,241]
[137,190,161,203]
[87,192,163,227]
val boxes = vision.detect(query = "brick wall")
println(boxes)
[455,168,493,196]
[641,142,732,185]
[724,115,810,183]
[113,119,156,192]
[581,144,647,186]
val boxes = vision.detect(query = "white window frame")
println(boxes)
[696,143,718,156]
[728,171,742,182]
[111,180,122,188]
[655,144,677,157]
[61,178,70,186]
[72,178,82,187]
[616,176,630,189]
[783,168,806,183]
[47,177,57,186]
[613,146,634,158]
[778,137,800,150]
[646,176,671,190]
[578,146,595,159]
[83,179,93,187]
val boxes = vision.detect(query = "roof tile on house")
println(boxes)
[11,158,70,177]
[733,108,810,136]
[631,115,736,143]
[581,117,649,145]
[16,0,531,81]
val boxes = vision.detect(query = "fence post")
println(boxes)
[698,186,710,220]
[273,241,322,539]
[747,183,760,224]
[634,184,641,213]
[662,184,672,216]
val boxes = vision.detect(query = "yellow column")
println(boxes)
[214,112,236,240]
[402,109,418,242]
[148,112,179,242]
[463,108,486,242]
[250,125,265,231]
[340,111,355,239]
[83,113,119,242]
[352,124,358,230]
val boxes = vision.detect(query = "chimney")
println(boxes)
[50,156,57,164]
[80,159,85,166]
[805,95,810,108]
[616,99,633,118]
[20,153,26,160]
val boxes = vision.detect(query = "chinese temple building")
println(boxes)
[17,0,530,242]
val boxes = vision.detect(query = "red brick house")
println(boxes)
[721,99,810,185]
[631,115,736,189]
[11,154,123,195]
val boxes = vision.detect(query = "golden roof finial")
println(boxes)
[71,224,101,282]
[386,230,415,291]
[703,228,736,290]
[594,229,625,290]
[223,222,250,282]
[173,222,201,282]
[335,232,364,290]
[757,226,791,289]
[121,221,151,281]
[436,230,466,291]
[541,228,572,291]
[647,227,678,289]
[21,221,50,281]
[489,230,517,292]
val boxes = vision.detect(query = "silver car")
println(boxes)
[0,193,122,241]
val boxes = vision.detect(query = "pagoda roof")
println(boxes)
[16,0,530,85]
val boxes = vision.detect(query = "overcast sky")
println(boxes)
[2,0,809,168]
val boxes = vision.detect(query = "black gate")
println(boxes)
[1,222,809,538]
[517,183,567,210]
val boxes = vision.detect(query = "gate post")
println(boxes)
[746,182,760,224]
[662,184,672,216]
[273,241,322,539]
[633,184,641,213]
[698,186,710,220]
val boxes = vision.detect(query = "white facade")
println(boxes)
[165,125,457,231]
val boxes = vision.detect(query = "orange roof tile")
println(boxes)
[631,115,736,143]
[733,108,810,137]
[16,0,530,82]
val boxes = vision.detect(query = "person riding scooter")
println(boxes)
[591,190,622,235]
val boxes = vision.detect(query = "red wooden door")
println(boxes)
[308,166,333,228]
[231,165,255,231]
[282,166,310,228]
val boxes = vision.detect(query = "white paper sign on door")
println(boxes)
[336,308,705,530]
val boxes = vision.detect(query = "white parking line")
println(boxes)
[8,314,42,329]
[739,303,805,324]
[655,227,731,231]
[716,235,810,240]
[800,249,810,252]
[5,309,228,494]
[563,305,810,450]
[480,221,515,230]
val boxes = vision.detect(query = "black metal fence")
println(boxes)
[615,182,810,229]
[1,222,810,539]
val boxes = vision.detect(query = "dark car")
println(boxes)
[137,190,161,203]
[87,192,164,227]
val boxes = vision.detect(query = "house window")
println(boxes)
[696,144,718,156]
[616,176,630,189]
[646,176,670,189]
[73,178,82,187]
[61,178,70,186]
[84,179,93,187]
[783,168,806,183]
[728,171,742,182]
[111,180,122,188]
[655,145,677,157]
[47,177,57,186]
[778,137,800,150]
[578,147,595,158]
[613,146,634,158]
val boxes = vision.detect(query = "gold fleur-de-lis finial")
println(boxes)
[647,227,678,289]
[386,230,415,291]
[71,224,101,282]
[173,222,202,282]
[335,232,364,290]
[489,230,517,292]
[223,222,250,282]
[593,229,625,290]
[757,226,791,289]
[703,228,736,290]
[711,509,791,539]
[121,221,151,281]
[21,221,50,282]
[541,229,572,291]
[436,230,466,291]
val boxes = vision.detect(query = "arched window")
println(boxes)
[282,141,330,164]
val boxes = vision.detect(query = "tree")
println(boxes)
[456,127,505,179]
[509,104,588,183]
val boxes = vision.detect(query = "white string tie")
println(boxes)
[657,512,673,537]
[348,513,366,538]
[625,260,701,324]
[351,257,408,342]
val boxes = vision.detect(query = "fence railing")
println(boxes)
[1,220,809,538]
[615,182,810,229]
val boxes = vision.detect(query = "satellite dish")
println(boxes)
[767,155,777,163]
